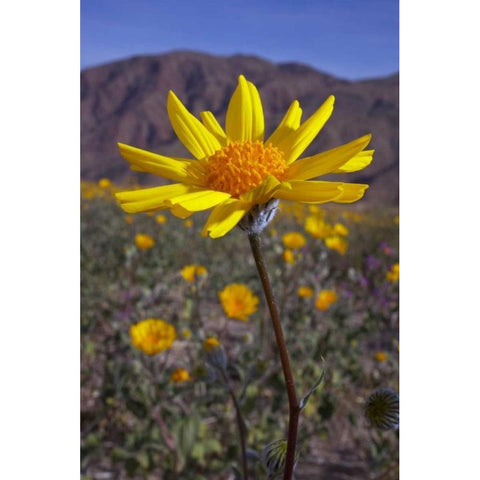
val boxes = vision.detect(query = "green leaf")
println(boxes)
[299,361,326,411]
[173,416,201,463]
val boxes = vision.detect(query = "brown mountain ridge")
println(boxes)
[81,50,398,205]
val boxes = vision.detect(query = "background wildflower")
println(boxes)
[135,233,155,250]
[219,283,259,321]
[204,337,227,371]
[98,178,111,188]
[298,286,314,298]
[380,242,394,255]
[386,263,399,282]
[155,214,167,224]
[305,215,333,239]
[308,205,324,215]
[365,255,382,271]
[204,337,221,352]
[333,222,349,236]
[315,290,338,310]
[129,318,176,355]
[181,328,192,339]
[181,264,207,282]
[282,232,306,249]
[282,249,296,264]
[325,235,348,255]
[375,351,388,362]
[170,367,192,383]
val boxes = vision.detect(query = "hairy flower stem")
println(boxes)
[219,369,248,480]
[247,233,300,480]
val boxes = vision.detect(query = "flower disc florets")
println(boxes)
[205,141,288,198]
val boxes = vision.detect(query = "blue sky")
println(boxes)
[81,0,398,80]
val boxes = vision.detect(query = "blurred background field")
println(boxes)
[81,181,399,479]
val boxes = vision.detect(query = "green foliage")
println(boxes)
[81,190,399,479]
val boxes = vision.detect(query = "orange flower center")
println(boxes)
[205,141,288,197]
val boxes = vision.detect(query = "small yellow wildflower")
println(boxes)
[181,264,208,282]
[130,319,176,355]
[282,232,306,249]
[184,219,193,228]
[282,249,296,264]
[98,178,111,188]
[375,351,388,362]
[315,290,338,311]
[125,215,133,224]
[325,235,348,255]
[181,328,192,339]
[170,367,192,383]
[386,263,399,282]
[135,233,155,250]
[333,223,349,236]
[155,214,167,224]
[298,286,314,298]
[308,205,324,215]
[305,215,333,239]
[204,337,221,352]
[394,215,399,225]
[219,283,259,321]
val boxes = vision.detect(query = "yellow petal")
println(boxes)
[286,134,372,180]
[275,95,335,164]
[331,149,375,173]
[115,183,195,213]
[201,199,252,238]
[225,75,264,143]
[273,180,343,203]
[117,143,206,184]
[265,100,302,147]
[200,111,227,145]
[247,79,265,141]
[166,189,231,211]
[167,91,222,159]
[332,183,369,203]
[170,204,194,219]
[239,175,282,204]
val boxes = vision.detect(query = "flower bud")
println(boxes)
[238,199,279,235]
[261,439,298,479]
[365,388,399,429]
[204,337,227,371]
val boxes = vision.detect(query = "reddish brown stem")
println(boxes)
[248,233,299,480]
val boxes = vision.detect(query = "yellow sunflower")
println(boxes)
[129,318,176,356]
[219,283,259,321]
[115,75,373,238]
